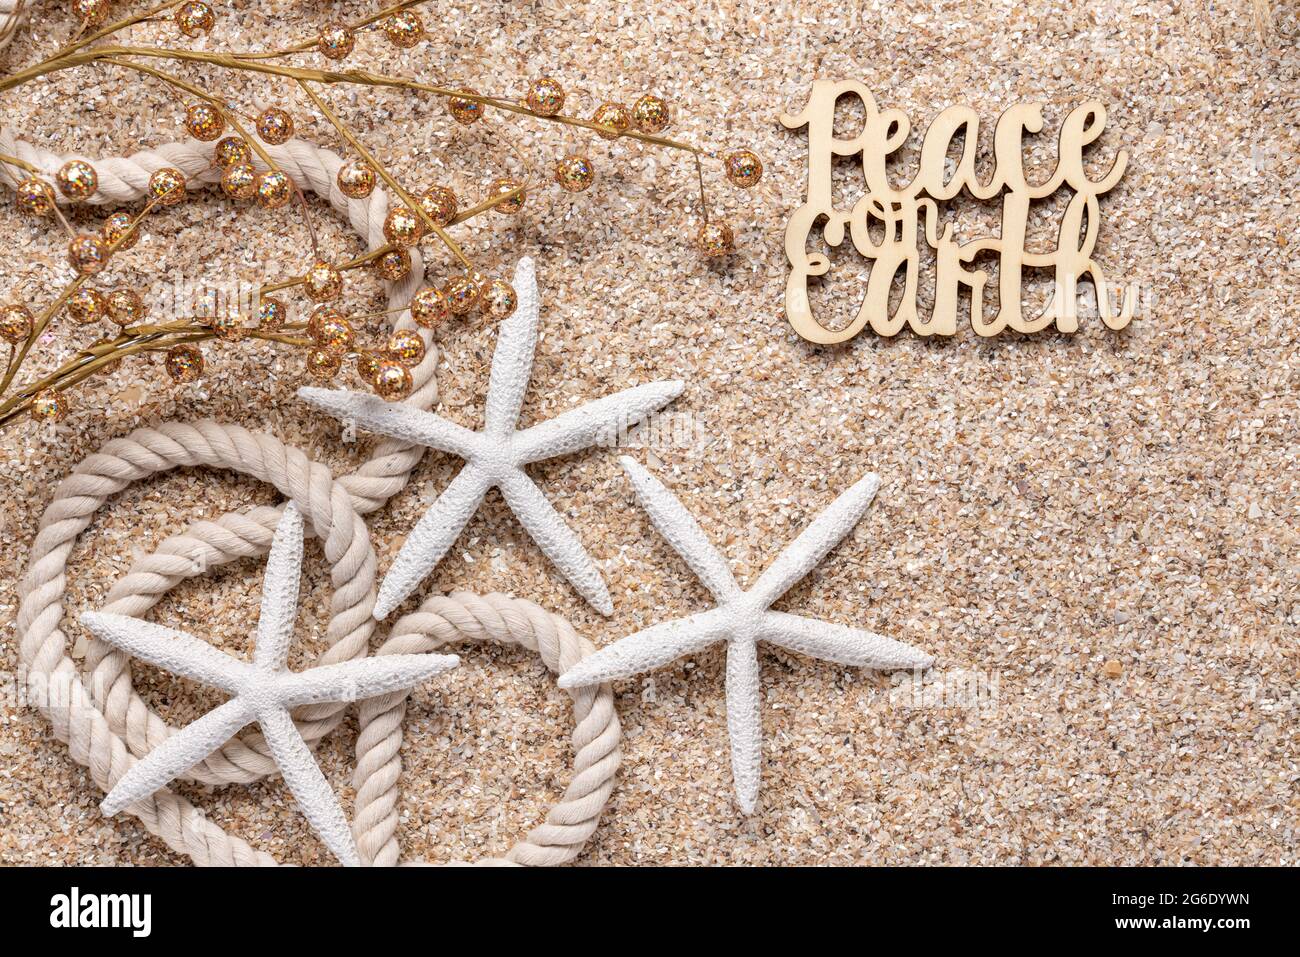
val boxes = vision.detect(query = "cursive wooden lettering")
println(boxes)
[780,82,1136,341]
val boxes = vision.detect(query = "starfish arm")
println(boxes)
[618,456,741,602]
[374,465,493,619]
[497,469,613,615]
[513,381,685,465]
[761,610,933,670]
[80,612,250,694]
[254,503,304,672]
[258,707,360,867]
[726,639,763,815]
[483,258,540,436]
[557,609,731,688]
[276,653,461,707]
[750,473,881,607]
[100,698,252,815]
[297,387,480,460]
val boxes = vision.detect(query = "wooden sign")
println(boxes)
[780,81,1136,341]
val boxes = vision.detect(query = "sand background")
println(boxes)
[0,0,1295,865]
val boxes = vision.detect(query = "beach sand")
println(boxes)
[0,0,1294,864]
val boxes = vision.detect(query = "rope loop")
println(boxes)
[7,129,622,865]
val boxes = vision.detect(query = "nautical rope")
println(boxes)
[9,129,622,864]
[1,127,440,782]
[0,0,26,51]
[358,592,621,866]
[16,427,621,864]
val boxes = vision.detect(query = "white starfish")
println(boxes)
[81,504,459,866]
[299,258,682,619]
[559,458,933,814]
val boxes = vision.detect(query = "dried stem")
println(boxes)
[0,196,166,396]
[0,46,705,156]
[0,152,41,175]
[295,78,470,269]
[231,0,430,61]
[0,8,735,429]
[97,56,284,176]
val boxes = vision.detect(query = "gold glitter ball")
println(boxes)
[554,154,596,193]
[307,305,343,341]
[465,270,487,298]
[102,211,140,250]
[304,260,343,302]
[312,316,354,354]
[724,149,764,188]
[317,24,355,60]
[488,177,526,215]
[337,159,376,199]
[175,1,216,37]
[409,286,448,328]
[72,0,110,25]
[16,177,55,215]
[213,136,251,169]
[256,108,294,146]
[374,249,411,282]
[221,163,257,199]
[56,160,97,201]
[373,360,413,401]
[164,344,204,383]
[384,206,422,247]
[105,288,145,326]
[525,77,566,116]
[256,171,293,209]
[184,103,226,142]
[258,296,287,330]
[148,167,186,207]
[387,329,426,367]
[449,88,484,125]
[0,304,33,343]
[632,94,671,133]
[305,348,343,382]
[697,220,735,257]
[68,234,108,275]
[192,288,219,319]
[209,313,245,339]
[480,279,518,320]
[31,390,69,422]
[354,350,382,385]
[418,186,458,227]
[67,288,107,324]
[443,275,480,315]
[382,10,424,48]
[591,102,631,140]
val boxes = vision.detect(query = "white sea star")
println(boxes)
[81,504,459,866]
[559,458,933,813]
[299,258,682,619]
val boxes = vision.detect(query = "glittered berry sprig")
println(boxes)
[0,0,764,427]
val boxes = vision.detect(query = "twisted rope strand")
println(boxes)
[18,419,622,865]
[38,423,381,782]
[8,129,622,865]
[354,592,621,867]
[1,125,444,779]
[16,424,371,865]
[0,0,26,51]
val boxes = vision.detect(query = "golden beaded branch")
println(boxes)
[0,0,764,426]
